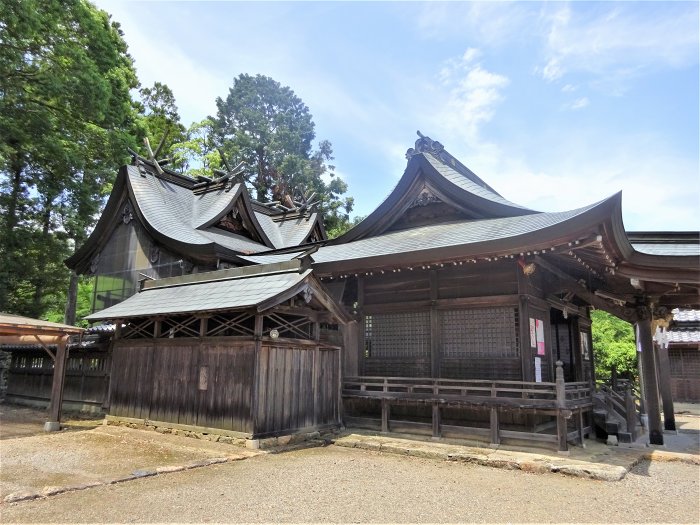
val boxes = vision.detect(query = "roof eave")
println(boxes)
[315,193,621,274]
[65,166,131,273]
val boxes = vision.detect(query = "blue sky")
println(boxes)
[95,1,699,232]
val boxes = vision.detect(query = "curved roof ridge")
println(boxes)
[331,136,538,244]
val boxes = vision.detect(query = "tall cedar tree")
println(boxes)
[138,82,187,169]
[0,0,140,320]
[213,74,353,233]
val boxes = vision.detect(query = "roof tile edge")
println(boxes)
[142,259,304,291]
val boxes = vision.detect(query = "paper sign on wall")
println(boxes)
[535,319,545,356]
[529,318,537,348]
[580,331,590,361]
[535,357,542,383]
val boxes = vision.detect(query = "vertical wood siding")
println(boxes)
[6,350,109,408]
[254,345,340,436]
[109,339,255,433]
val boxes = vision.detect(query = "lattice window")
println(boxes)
[441,307,519,358]
[364,311,430,359]
[206,312,255,337]
[680,349,700,378]
[121,318,156,339]
[669,349,684,377]
[264,312,313,340]
[160,315,201,339]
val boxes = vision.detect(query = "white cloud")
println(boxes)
[416,2,532,47]
[538,3,699,85]
[433,51,510,145]
[542,57,564,81]
[463,133,700,231]
[569,97,590,110]
[561,84,577,93]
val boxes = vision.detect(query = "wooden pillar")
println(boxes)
[45,337,69,431]
[429,270,440,378]
[432,402,441,438]
[251,314,264,434]
[490,408,500,446]
[636,307,663,445]
[654,333,676,431]
[625,385,638,442]
[555,360,568,453]
[381,399,390,433]
[577,408,586,447]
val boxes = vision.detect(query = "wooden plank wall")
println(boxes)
[6,350,109,408]
[110,339,255,433]
[254,345,340,436]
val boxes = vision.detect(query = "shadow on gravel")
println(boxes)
[0,403,103,440]
[0,404,260,503]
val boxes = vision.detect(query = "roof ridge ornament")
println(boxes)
[405,130,445,160]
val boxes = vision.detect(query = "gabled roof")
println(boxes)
[253,206,325,249]
[66,159,326,273]
[331,133,535,244]
[244,195,621,271]
[85,260,350,323]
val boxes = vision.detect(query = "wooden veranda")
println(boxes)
[343,361,592,452]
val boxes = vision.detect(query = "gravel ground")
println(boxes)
[2,445,699,524]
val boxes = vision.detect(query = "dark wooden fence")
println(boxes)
[5,349,109,411]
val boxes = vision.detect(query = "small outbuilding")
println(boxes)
[0,313,84,430]
[85,259,350,440]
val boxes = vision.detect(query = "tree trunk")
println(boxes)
[30,194,54,317]
[64,270,79,325]
[0,154,25,311]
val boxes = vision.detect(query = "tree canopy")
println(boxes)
[212,74,353,233]
[0,0,140,318]
[591,310,638,383]
[1,6,357,322]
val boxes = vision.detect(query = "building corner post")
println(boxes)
[635,305,663,445]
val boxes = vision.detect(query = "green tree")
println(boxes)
[0,0,140,320]
[171,118,223,178]
[591,310,638,383]
[137,82,186,168]
[212,74,353,231]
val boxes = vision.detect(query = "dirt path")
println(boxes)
[3,445,699,523]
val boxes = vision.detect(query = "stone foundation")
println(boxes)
[104,416,338,450]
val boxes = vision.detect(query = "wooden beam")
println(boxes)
[534,255,635,322]
[363,294,519,314]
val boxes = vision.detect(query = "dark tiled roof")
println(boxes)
[669,330,700,344]
[254,211,319,249]
[423,154,531,211]
[244,199,605,267]
[128,166,269,253]
[85,265,312,320]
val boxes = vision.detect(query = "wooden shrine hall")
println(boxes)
[65,133,700,450]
